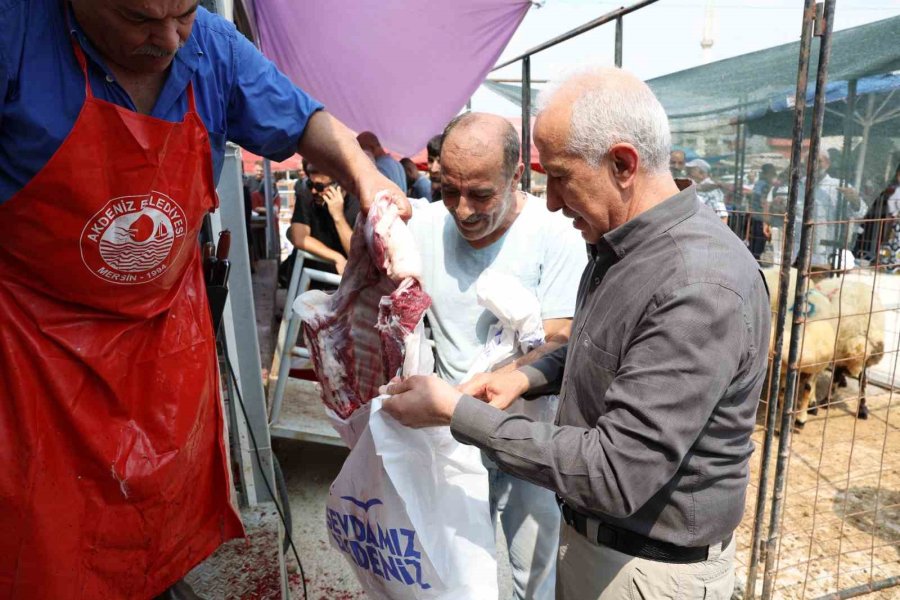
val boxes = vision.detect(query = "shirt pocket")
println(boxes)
[572,333,619,421]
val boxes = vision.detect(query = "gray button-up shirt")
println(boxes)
[451,185,771,548]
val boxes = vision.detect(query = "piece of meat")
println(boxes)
[295,194,431,419]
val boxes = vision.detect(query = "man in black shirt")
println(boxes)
[288,163,360,275]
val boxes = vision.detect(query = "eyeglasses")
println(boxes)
[306,180,333,193]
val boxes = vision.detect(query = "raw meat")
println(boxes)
[294,194,431,419]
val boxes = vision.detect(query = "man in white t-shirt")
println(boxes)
[408,113,587,600]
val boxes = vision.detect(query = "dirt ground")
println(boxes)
[735,378,900,599]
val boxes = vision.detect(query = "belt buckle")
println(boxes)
[595,523,617,548]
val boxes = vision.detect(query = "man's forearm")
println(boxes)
[296,111,380,211]
[518,343,568,397]
[333,217,353,255]
[297,235,342,264]
[504,339,565,372]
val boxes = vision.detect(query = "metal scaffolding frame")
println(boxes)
[490,0,663,193]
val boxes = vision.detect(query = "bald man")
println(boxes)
[357,130,408,191]
[382,68,770,600]
[406,112,586,599]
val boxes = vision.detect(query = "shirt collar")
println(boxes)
[597,180,697,260]
[66,3,202,112]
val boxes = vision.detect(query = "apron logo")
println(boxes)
[80,193,187,285]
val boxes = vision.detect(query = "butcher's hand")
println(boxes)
[381,375,461,428]
[458,371,529,411]
[357,173,412,221]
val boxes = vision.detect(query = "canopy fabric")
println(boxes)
[653,14,900,133]
[243,0,531,156]
[483,15,900,134]
[747,73,900,138]
[241,150,303,174]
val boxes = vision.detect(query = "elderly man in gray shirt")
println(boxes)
[382,67,771,599]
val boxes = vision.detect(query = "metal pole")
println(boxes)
[745,1,817,597]
[218,144,277,505]
[521,55,532,193]
[738,119,748,204]
[614,16,623,67]
[492,0,661,71]
[262,158,277,259]
[839,80,858,188]
[853,94,876,190]
[760,1,835,598]
[732,120,743,232]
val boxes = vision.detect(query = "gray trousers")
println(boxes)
[488,464,559,600]
[556,520,736,599]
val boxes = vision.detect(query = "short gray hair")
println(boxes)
[537,66,671,175]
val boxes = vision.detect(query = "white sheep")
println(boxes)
[762,267,837,430]
[812,277,885,420]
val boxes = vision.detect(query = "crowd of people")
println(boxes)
[667,148,900,272]
[254,114,899,285]
[263,128,900,285]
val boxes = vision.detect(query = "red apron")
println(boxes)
[0,41,243,599]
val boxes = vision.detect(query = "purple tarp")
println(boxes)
[246,0,531,156]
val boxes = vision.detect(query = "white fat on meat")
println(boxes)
[369,195,422,282]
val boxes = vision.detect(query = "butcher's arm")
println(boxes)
[498,319,571,373]
[296,112,407,216]
[289,223,344,265]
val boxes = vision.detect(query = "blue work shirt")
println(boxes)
[0,0,324,204]
[375,155,407,192]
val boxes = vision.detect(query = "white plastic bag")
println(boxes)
[326,397,497,599]
[462,269,558,422]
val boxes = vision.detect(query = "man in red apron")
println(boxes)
[0,1,406,597]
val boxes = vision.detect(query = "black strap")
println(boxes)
[558,498,731,564]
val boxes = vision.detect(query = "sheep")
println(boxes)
[762,266,838,430]
[812,277,885,420]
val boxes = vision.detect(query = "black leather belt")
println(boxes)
[557,497,732,564]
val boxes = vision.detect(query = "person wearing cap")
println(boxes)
[687,158,729,223]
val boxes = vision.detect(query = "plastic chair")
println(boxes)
[268,252,341,426]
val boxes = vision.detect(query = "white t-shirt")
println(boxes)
[408,193,587,384]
